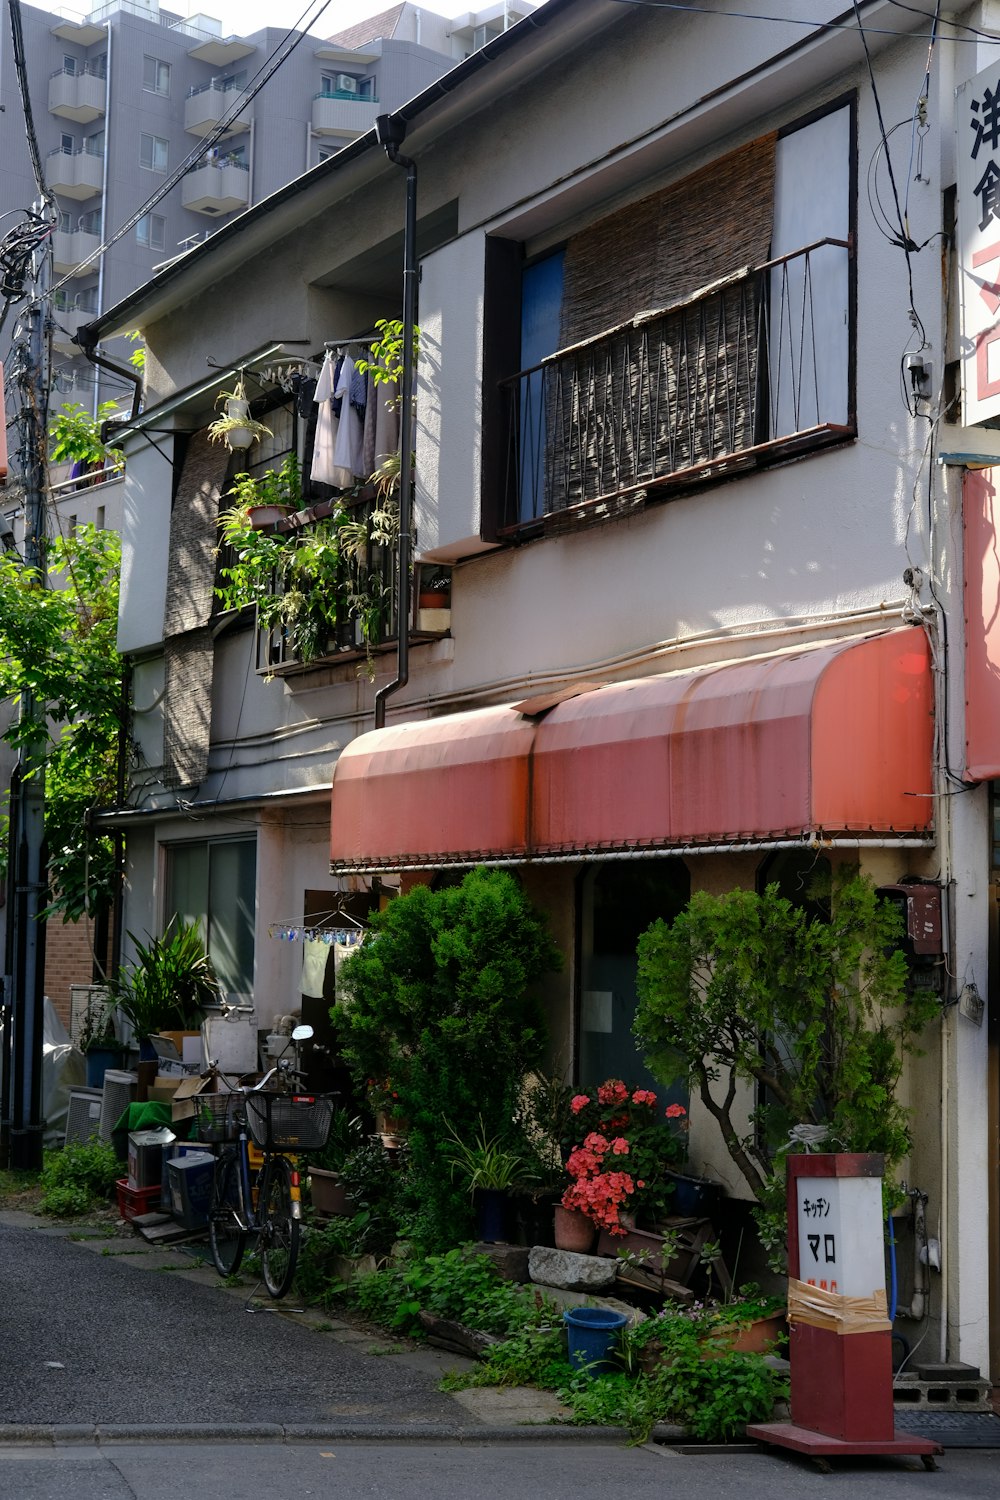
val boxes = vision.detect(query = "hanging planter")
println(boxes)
[207,377,273,453]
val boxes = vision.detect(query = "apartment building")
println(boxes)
[0,0,530,407]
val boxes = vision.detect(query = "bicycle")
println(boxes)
[200,1025,334,1298]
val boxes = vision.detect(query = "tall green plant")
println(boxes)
[110,919,221,1039]
[0,524,124,921]
[333,868,560,1246]
[633,873,937,1209]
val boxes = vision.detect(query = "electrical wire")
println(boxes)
[6,0,53,205]
[40,0,335,308]
[604,0,998,44]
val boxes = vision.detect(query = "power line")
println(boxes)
[5,0,54,206]
[42,0,335,307]
[604,0,999,43]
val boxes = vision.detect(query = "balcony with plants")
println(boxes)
[215,453,415,679]
[499,237,854,536]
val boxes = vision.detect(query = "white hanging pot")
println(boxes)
[226,425,255,451]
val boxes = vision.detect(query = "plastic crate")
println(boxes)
[116,1177,161,1221]
[244,1092,334,1151]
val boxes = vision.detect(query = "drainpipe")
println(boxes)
[373,114,415,731]
[93,19,111,419]
[74,329,142,435]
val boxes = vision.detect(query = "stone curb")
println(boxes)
[0,1421,681,1446]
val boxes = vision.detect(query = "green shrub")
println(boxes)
[333,868,560,1248]
[350,1246,552,1338]
[40,1139,119,1216]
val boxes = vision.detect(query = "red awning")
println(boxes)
[330,630,933,871]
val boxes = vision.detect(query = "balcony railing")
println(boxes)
[500,237,854,532]
[244,497,400,675]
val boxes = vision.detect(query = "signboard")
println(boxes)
[794,1173,885,1299]
[958,62,1000,425]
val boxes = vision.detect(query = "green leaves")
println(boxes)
[0,525,124,920]
[634,873,937,1221]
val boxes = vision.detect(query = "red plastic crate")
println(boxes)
[116,1177,161,1221]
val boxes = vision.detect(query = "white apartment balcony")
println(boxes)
[311,92,378,138]
[49,13,108,45]
[184,80,251,138]
[51,306,94,353]
[170,19,255,66]
[52,229,101,276]
[46,146,103,200]
[48,66,105,123]
[181,159,249,215]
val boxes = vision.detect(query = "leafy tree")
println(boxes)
[0,524,124,922]
[333,867,560,1246]
[633,874,938,1211]
[49,402,124,473]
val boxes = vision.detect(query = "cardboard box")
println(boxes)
[147,1077,183,1104]
[171,1074,223,1124]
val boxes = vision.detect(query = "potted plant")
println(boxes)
[78,997,125,1088]
[445,1118,527,1243]
[207,376,272,452]
[417,567,451,611]
[223,453,302,529]
[308,1108,365,1216]
[108,919,222,1058]
[559,1080,689,1239]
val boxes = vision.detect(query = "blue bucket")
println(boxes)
[563,1307,629,1375]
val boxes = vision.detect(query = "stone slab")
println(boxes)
[528,1245,617,1292]
[450,1387,572,1426]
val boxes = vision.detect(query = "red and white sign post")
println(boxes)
[747,1154,941,1467]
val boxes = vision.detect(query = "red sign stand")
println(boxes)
[747,1153,942,1469]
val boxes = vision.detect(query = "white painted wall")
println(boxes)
[117,435,172,654]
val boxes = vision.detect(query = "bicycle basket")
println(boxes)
[193,1092,240,1144]
[244,1092,334,1152]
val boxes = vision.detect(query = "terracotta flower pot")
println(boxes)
[554,1205,596,1253]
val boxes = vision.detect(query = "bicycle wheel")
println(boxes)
[259,1155,300,1299]
[209,1149,247,1278]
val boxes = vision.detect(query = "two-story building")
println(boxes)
[83,0,1000,1374]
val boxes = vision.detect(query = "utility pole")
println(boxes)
[3,213,51,1170]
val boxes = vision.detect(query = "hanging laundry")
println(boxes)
[310,349,339,487]
[362,369,378,476]
[332,353,365,482]
[374,376,400,467]
[300,937,330,999]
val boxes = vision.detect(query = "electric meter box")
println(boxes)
[201,1012,258,1074]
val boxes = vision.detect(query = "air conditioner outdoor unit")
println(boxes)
[335,74,358,93]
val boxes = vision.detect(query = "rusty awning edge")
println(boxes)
[329,831,936,876]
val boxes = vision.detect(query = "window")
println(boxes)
[143,55,170,95]
[57,209,72,233]
[60,133,74,155]
[84,128,104,157]
[220,69,246,91]
[489,98,855,532]
[140,132,168,172]
[90,52,107,80]
[136,212,165,250]
[62,54,77,75]
[164,837,256,1001]
[78,208,102,235]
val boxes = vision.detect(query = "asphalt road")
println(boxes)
[0,1214,470,1432]
[0,1440,998,1500]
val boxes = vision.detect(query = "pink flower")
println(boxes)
[583,1132,610,1155]
[666,1103,687,1119]
[571,1095,591,1114]
[597,1079,629,1106]
[610,1137,629,1155]
[631,1089,657,1106]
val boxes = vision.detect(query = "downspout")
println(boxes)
[248,116,255,207]
[373,114,415,731]
[73,330,142,434]
[93,19,112,419]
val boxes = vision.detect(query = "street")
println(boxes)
[1,1212,996,1498]
[0,1440,997,1500]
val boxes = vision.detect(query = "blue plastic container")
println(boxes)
[563,1307,629,1375]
